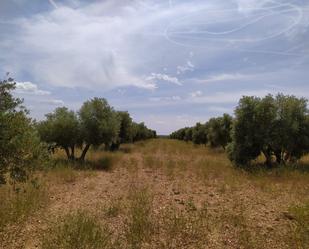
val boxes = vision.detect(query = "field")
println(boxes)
[1,139,309,249]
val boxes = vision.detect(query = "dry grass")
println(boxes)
[41,210,112,249]
[1,139,309,249]
[0,180,47,232]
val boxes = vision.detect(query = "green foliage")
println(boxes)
[170,113,232,149]
[37,107,80,160]
[228,94,309,167]
[105,111,133,151]
[118,111,134,144]
[132,122,156,142]
[37,97,156,162]
[0,78,48,184]
[42,211,111,249]
[79,98,120,148]
[192,123,208,145]
[207,113,233,149]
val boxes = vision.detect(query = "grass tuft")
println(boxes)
[125,187,153,249]
[288,203,309,248]
[0,180,46,231]
[42,210,111,249]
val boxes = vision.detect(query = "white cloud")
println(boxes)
[190,90,203,98]
[15,81,50,95]
[177,60,195,74]
[146,73,181,85]
[6,3,161,91]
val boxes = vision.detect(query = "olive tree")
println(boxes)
[170,128,187,140]
[0,78,46,184]
[79,98,120,161]
[228,94,309,167]
[37,107,80,160]
[106,111,133,151]
[206,114,233,149]
[132,122,156,142]
[192,123,208,145]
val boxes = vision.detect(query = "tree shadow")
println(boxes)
[51,153,121,172]
[237,160,309,175]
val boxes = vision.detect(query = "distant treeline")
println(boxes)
[0,78,156,184]
[170,94,309,168]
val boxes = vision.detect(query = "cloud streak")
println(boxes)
[146,73,181,85]
[15,82,50,95]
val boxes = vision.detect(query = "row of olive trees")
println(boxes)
[170,113,233,150]
[37,98,156,161]
[0,78,47,184]
[170,94,309,168]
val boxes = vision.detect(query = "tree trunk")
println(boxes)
[64,147,70,159]
[274,150,282,164]
[263,149,273,168]
[70,146,75,160]
[79,144,90,161]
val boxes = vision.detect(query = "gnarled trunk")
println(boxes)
[70,146,75,160]
[262,148,273,168]
[79,144,90,161]
[64,147,70,160]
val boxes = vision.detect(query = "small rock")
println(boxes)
[283,211,295,220]
[266,225,274,231]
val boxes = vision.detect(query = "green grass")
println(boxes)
[42,211,112,249]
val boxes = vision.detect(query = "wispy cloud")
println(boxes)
[48,0,58,9]
[200,73,247,83]
[146,73,182,85]
[149,95,181,102]
[1,0,309,134]
[40,99,64,105]
[177,60,195,74]
[190,90,203,98]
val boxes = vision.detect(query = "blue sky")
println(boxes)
[1,0,309,134]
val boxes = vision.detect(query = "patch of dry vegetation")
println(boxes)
[1,139,309,249]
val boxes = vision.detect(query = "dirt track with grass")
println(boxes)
[1,139,309,249]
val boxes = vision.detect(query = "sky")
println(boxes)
[0,0,309,134]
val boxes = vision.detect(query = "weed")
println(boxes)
[288,203,309,248]
[47,164,78,184]
[160,204,209,248]
[0,180,46,231]
[104,199,122,218]
[42,210,111,249]
[125,187,153,249]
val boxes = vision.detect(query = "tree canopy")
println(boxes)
[0,78,46,184]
